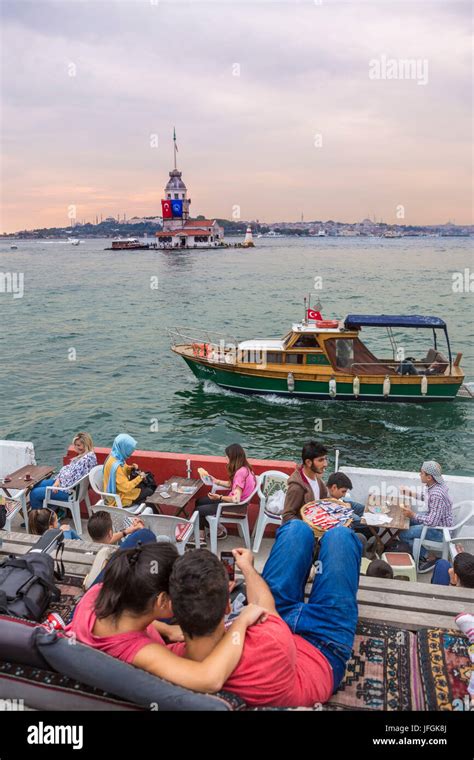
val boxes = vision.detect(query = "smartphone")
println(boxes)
[220,551,235,581]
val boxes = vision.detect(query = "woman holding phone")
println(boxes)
[193,443,257,545]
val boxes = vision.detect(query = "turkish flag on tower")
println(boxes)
[307,309,322,321]
[161,200,173,219]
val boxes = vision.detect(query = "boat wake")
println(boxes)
[381,421,410,432]
[255,393,303,407]
[201,381,303,406]
[201,380,242,398]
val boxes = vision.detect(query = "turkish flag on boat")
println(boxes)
[307,308,322,321]
[161,200,173,219]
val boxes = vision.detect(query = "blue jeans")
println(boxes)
[30,478,69,510]
[431,559,451,586]
[62,529,81,541]
[262,520,362,691]
[120,528,156,549]
[398,522,443,561]
[344,498,365,518]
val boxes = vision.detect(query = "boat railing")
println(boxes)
[168,326,239,350]
[349,360,449,376]
[348,361,405,375]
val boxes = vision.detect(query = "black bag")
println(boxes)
[129,468,156,490]
[0,529,64,621]
[142,471,157,490]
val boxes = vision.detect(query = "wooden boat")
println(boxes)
[170,313,464,402]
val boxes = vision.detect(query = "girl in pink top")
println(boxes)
[66,541,266,693]
[194,444,257,544]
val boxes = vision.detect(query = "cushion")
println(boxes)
[0,659,142,711]
[0,614,50,669]
[35,627,233,711]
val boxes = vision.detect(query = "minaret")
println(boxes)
[162,128,191,232]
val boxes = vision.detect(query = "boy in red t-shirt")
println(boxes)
[169,521,362,707]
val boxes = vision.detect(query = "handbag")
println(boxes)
[129,468,156,490]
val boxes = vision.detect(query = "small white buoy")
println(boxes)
[287,372,295,393]
[421,375,428,396]
[383,375,391,397]
[353,376,360,398]
[329,377,337,398]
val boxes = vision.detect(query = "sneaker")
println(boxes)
[217,526,228,540]
[418,557,437,574]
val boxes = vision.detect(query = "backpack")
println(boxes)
[0,529,65,621]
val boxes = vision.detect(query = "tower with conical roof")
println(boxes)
[162,128,191,231]
[157,129,225,249]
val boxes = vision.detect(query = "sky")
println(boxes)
[0,0,472,232]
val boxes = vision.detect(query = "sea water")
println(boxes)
[0,236,472,475]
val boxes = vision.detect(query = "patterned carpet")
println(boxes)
[48,574,84,625]
[417,628,471,711]
[326,621,424,711]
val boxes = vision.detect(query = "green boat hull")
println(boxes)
[183,357,461,402]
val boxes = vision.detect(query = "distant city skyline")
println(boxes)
[1,0,472,233]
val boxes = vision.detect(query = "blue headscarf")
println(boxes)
[104,434,137,494]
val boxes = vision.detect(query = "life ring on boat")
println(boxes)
[315,319,339,329]
[192,342,208,358]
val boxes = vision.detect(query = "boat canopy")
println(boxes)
[344,315,447,330]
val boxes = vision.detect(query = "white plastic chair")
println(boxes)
[447,536,474,563]
[252,470,289,553]
[0,441,36,531]
[442,501,474,562]
[413,500,474,571]
[89,465,123,508]
[206,476,261,555]
[3,492,28,532]
[42,472,91,535]
[90,505,200,555]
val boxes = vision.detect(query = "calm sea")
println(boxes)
[1,236,473,476]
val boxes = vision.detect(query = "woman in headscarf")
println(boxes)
[103,434,155,510]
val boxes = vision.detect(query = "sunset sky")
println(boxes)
[1,0,472,232]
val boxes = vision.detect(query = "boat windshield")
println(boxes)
[325,337,393,375]
[292,333,321,348]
